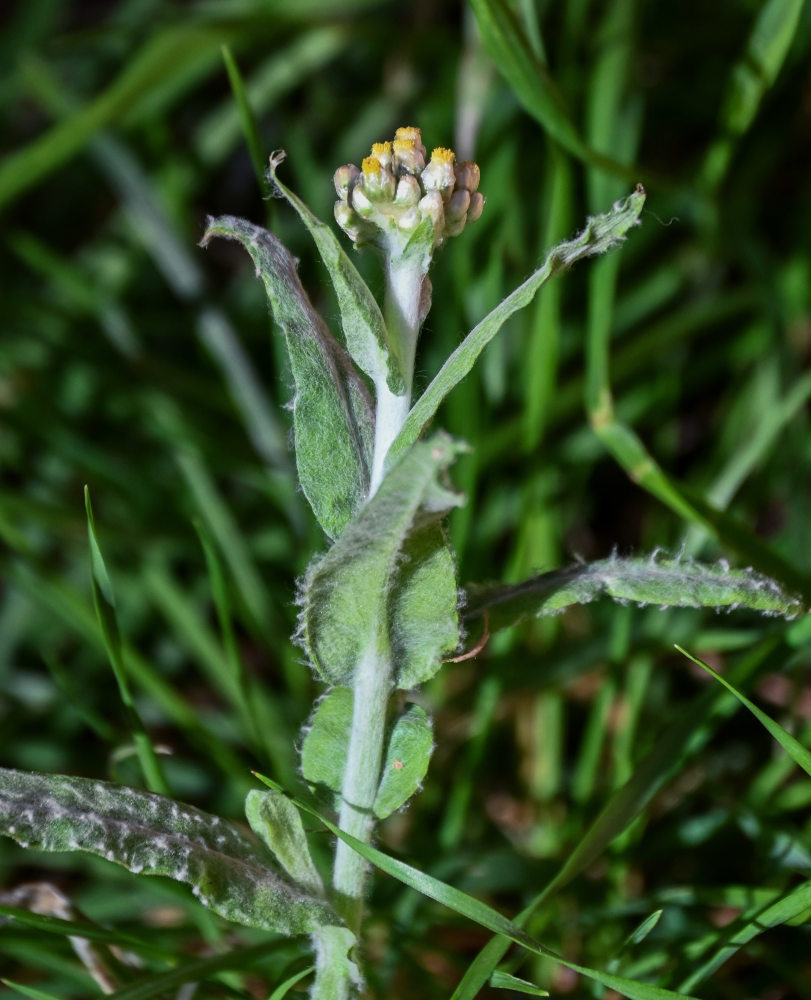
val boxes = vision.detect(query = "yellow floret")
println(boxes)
[362,156,382,175]
[394,126,422,143]
[392,138,415,154]
[371,141,392,157]
[430,147,455,164]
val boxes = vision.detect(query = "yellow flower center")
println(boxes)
[394,126,422,144]
[362,156,383,175]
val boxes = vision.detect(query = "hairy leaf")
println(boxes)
[201,215,373,539]
[390,187,646,464]
[0,768,336,935]
[374,705,434,818]
[245,787,324,896]
[466,555,804,632]
[390,522,459,689]
[299,686,353,793]
[269,155,405,393]
[298,435,464,686]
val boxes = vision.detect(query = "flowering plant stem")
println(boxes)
[333,253,423,938]
[369,255,423,494]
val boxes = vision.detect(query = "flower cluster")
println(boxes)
[333,126,484,253]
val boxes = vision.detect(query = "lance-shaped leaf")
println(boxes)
[269,154,406,393]
[0,768,336,936]
[374,705,434,818]
[389,186,646,465]
[465,555,804,633]
[298,434,464,687]
[201,215,373,540]
[245,788,324,897]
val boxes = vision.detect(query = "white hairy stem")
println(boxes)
[331,250,425,946]
[331,641,392,934]
[368,253,424,494]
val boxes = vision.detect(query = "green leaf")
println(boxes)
[468,0,584,158]
[675,645,811,777]
[678,879,811,992]
[106,939,289,1000]
[300,686,353,793]
[269,155,405,393]
[489,971,549,996]
[245,787,324,896]
[374,705,434,818]
[201,215,373,540]
[625,910,663,948]
[2,981,63,1000]
[254,776,701,1000]
[220,45,269,198]
[465,555,804,631]
[703,0,805,187]
[0,24,232,212]
[268,965,315,1000]
[390,522,460,689]
[0,903,168,959]
[0,768,336,936]
[298,434,464,686]
[390,187,646,463]
[84,488,168,796]
[449,638,779,1000]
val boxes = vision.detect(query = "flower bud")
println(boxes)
[466,191,485,225]
[333,163,360,199]
[394,174,421,207]
[394,126,426,159]
[350,183,375,218]
[446,188,470,224]
[334,200,364,243]
[418,190,445,233]
[421,147,456,201]
[454,161,480,193]
[360,156,395,202]
[393,138,425,175]
[331,126,484,253]
[370,141,393,170]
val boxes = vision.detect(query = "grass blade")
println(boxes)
[253,775,700,1000]
[106,940,289,1000]
[678,879,811,992]
[675,645,811,777]
[2,981,63,1000]
[84,488,168,795]
[220,44,269,197]
[702,0,806,188]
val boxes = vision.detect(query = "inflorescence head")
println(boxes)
[333,127,484,252]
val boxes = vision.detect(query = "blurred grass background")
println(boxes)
[1,0,811,996]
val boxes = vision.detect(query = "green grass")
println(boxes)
[1,0,810,996]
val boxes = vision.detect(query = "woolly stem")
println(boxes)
[368,253,424,494]
[331,640,392,934]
